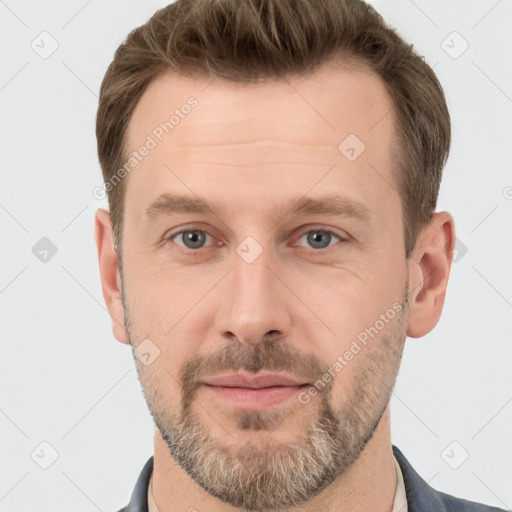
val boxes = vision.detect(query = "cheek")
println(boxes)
[293,258,400,334]
[136,358,183,417]
[124,260,204,334]
[291,259,406,378]
[124,262,221,376]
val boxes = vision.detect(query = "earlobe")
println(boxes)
[406,211,456,339]
[95,209,130,345]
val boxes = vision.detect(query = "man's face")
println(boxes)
[120,62,410,510]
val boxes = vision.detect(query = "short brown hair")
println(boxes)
[96,0,450,259]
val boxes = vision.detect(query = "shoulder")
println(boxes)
[113,456,154,512]
[435,489,508,512]
[392,445,507,512]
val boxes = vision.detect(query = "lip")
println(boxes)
[202,372,310,389]
[201,373,310,409]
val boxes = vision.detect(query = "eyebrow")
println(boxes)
[145,193,372,224]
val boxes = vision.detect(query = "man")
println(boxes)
[94,0,506,511]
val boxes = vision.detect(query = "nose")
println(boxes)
[213,242,292,345]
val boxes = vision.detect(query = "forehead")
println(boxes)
[127,61,395,149]
[123,61,399,225]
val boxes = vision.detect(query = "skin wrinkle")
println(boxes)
[161,162,337,168]
[167,140,336,148]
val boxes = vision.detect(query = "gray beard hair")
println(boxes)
[155,373,386,511]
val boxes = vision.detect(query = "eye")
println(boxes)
[169,229,215,250]
[165,226,347,253]
[294,229,344,250]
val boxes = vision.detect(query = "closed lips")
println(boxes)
[202,373,310,389]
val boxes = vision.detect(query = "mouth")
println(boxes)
[200,373,311,409]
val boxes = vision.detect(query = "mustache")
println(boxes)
[179,338,329,407]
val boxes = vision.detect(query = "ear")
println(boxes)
[406,211,456,338]
[95,208,129,344]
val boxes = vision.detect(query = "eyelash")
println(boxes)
[164,226,349,254]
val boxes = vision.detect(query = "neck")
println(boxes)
[151,405,397,512]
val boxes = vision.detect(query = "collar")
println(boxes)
[392,451,408,512]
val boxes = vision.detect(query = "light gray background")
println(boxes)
[1,1,511,511]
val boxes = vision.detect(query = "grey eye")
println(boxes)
[297,230,341,249]
[173,230,212,250]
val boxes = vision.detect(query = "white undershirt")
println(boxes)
[392,454,408,512]
[148,455,408,512]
